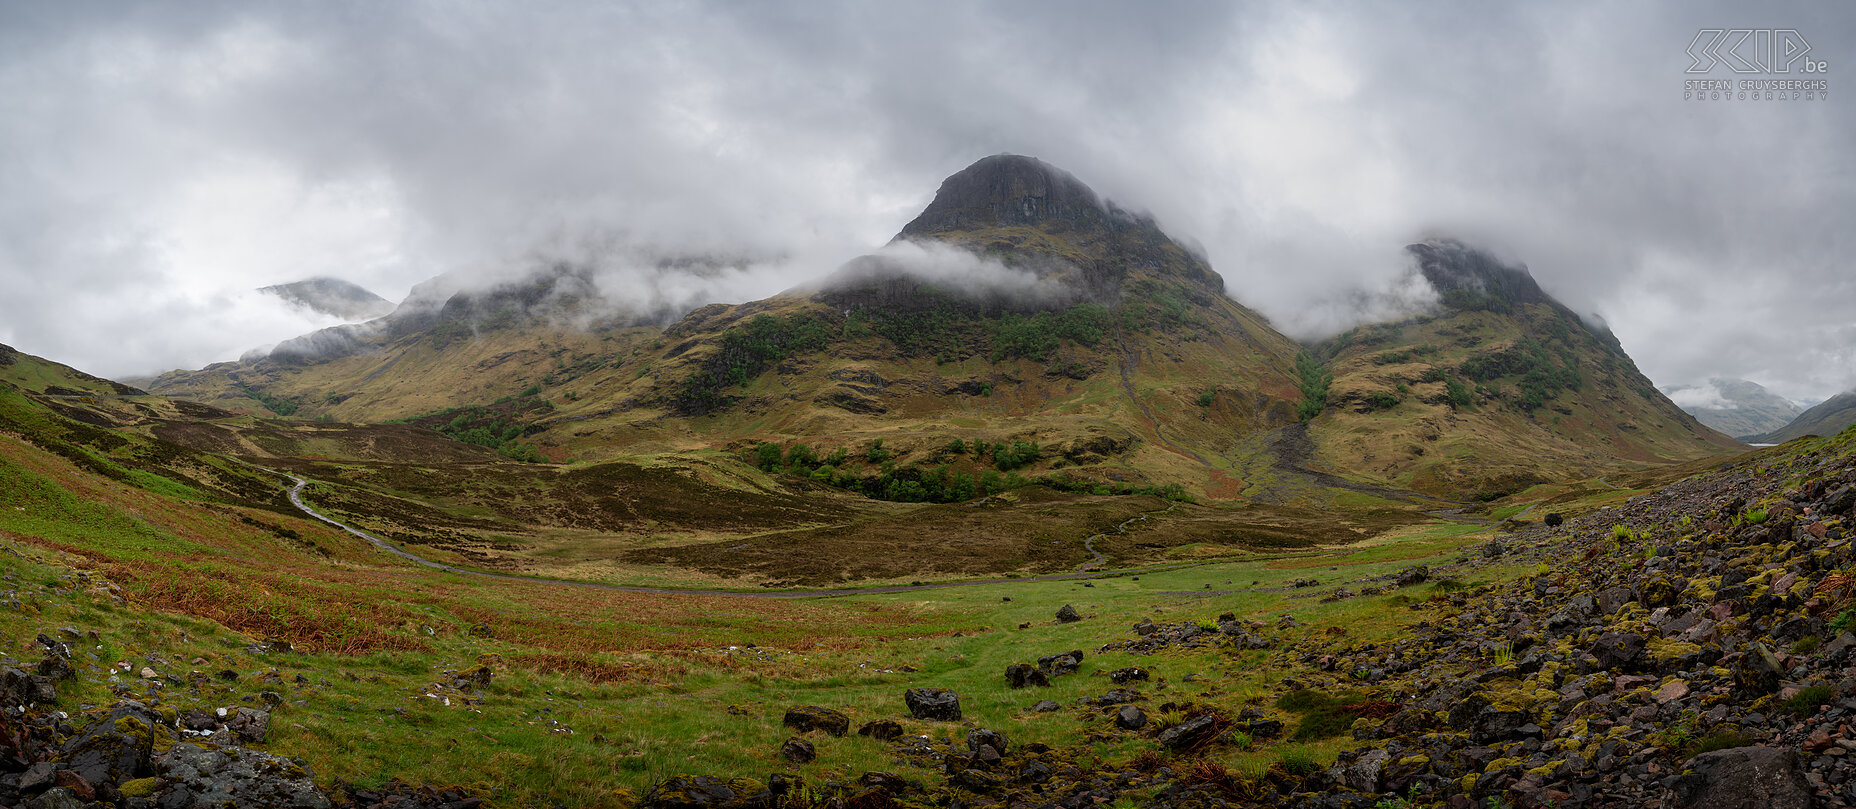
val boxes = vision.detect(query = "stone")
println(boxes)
[1031,700,1061,712]
[1334,748,1390,793]
[1158,714,1221,750]
[966,728,1009,756]
[1735,642,1784,695]
[782,705,850,737]
[856,719,903,742]
[153,742,332,809]
[643,776,772,809]
[1036,650,1084,677]
[18,761,57,793]
[780,737,815,763]
[226,707,270,743]
[1395,566,1430,587]
[1056,604,1082,623]
[1591,632,1648,671]
[1115,705,1147,730]
[1666,746,1815,809]
[1004,663,1050,689]
[61,700,167,787]
[1107,667,1148,684]
[903,688,961,721]
[1656,680,1692,704]
[1133,618,1159,636]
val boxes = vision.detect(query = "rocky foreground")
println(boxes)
[4,435,1855,808]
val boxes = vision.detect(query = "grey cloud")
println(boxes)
[0,1,1850,401]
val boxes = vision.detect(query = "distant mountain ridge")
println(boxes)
[258,277,395,321]
[1751,390,1856,444]
[1661,377,1805,440]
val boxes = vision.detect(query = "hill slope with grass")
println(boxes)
[1752,390,1856,445]
[1302,241,1742,499]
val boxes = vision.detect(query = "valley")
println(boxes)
[4,156,1850,809]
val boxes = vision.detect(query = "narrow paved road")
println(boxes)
[245,463,1242,599]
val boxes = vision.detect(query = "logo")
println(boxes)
[1686,29,1827,74]
[1683,29,1829,101]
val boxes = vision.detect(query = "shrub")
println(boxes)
[1364,391,1401,411]
[1295,352,1332,422]
[1277,748,1324,776]
[1197,390,1216,407]
[992,440,1041,471]
[1790,635,1821,655]
[1783,685,1835,716]
[1445,377,1474,409]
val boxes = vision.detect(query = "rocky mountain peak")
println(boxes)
[897,154,1109,238]
[1407,240,1549,309]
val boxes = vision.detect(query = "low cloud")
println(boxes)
[810,240,1081,310]
[1664,383,1735,412]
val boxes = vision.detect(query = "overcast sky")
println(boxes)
[1,2,1850,401]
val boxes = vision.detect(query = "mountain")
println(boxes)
[1302,240,1743,498]
[150,155,1308,498]
[147,158,1742,504]
[1661,377,1805,440]
[1750,389,1856,443]
[258,277,396,321]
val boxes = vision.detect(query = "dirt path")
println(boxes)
[1078,500,1179,571]
[244,462,1243,599]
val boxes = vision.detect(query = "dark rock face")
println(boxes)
[782,705,850,737]
[1666,747,1815,809]
[898,155,1108,238]
[903,688,961,721]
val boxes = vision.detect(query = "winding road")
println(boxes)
[244,462,1237,599]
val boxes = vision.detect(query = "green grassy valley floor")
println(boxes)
[1,500,1517,807]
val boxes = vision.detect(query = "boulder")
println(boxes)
[1056,604,1082,623]
[856,720,903,742]
[1004,664,1050,689]
[1114,705,1147,730]
[1332,748,1389,793]
[1107,667,1148,684]
[1666,746,1814,809]
[966,728,1008,756]
[153,742,332,809]
[1734,642,1784,695]
[1591,632,1647,671]
[225,707,270,744]
[1037,650,1084,677]
[1157,715,1221,750]
[1395,566,1430,587]
[61,701,168,787]
[782,705,850,737]
[903,688,961,721]
[643,776,772,809]
[780,737,815,764]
